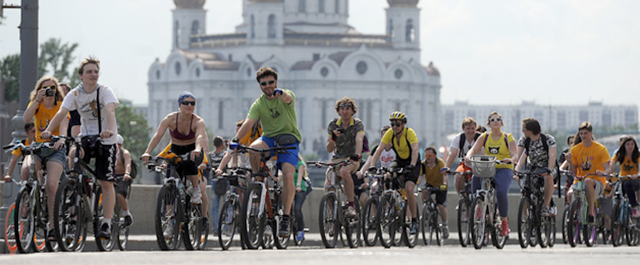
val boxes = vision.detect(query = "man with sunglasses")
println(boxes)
[325,97,365,218]
[229,66,301,238]
[367,111,421,234]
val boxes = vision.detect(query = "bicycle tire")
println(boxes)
[421,203,431,246]
[4,203,18,254]
[240,183,264,249]
[611,202,623,247]
[318,193,339,248]
[116,202,129,251]
[14,188,35,253]
[567,200,579,247]
[94,185,117,252]
[548,213,556,247]
[376,194,395,248]
[491,204,507,249]
[625,209,637,246]
[218,199,236,250]
[53,177,86,252]
[517,197,531,248]
[457,198,471,247]
[362,198,379,246]
[154,185,182,250]
[345,199,361,248]
[273,195,290,250]
[538,205,552,248]
[470,196,486,250]
[561,207,569,244]
[35,188,52,253]
[182,201,205,250]
[583,223,598,247]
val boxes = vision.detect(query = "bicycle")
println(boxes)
[560,170,574,244]
[114,174,130,251]
[446,169,473,247]
[217,167,250,250]
[238,145,296,250]
[361,167,385,246]
[147,151,208,251]
[468,155,510,250]
[4,140,59,253]
[309,160,361,249]
[375,166,416,248]
[52,135,120,252]
[609,174,640,246]
[420,185,446,246]
[514,169,556,249]
[562,170,600,247]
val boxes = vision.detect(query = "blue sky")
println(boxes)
[1,0,638,107]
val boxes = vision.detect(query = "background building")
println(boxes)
[148,0,442,157]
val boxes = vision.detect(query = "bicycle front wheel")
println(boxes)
[491,204,507,249]
[155,185,182,250]
[14,188,35,253]
[345,199,361,248]
[5,203,18,254]
[362,198,378,246]
[218,199,237,250]
[567,200,580,247]
[517,197,532,248]
[421,203,434,246]
[240,183,264,250]
[470,197,486,250]
[457,198,471,247]
[94,185,117,252]
[182,202,207,250]
[376,195,396,248]
[274,196,290,250]
[116,202,129,251]
[318,193,339,248]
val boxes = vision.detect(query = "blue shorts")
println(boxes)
[258,136,299,169]
[34,146,67,166]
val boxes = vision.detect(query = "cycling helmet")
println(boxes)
[389,111,407,123]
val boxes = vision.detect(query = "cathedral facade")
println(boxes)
[148,0,442,156]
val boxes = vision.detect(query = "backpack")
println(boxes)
[458,132,482,158]
[524,133,560,180]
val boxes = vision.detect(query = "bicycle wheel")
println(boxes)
[155,185,182,250]
[318,193,339,248]
[470,197,486,249]
[182,201,205,250]
[94,186,117,251]
[567,200,580,247]
[14,188,35,253]
[583,222,598,247]
[54,177,86,252]
[561,207,569,244]
[548,212,556,247]
[457,198,471,247]
[625,209,638,246]
[491,205,507,249]
[517,197,532,248]
[274,196,290,250]
[218,200,237,250]
[362,198,378,246]
[240,183,264,249]
[5,203,18,254]
[116,203,129,251]
[376,195,396,248]
[345,199,361,248]
[421,203,435,246]
[538,208,553,248]
[290,204,301,246]
[611,202,623,247]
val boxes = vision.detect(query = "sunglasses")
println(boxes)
[390,121,403,127]
[338,103,353,108]
[260,80,276,87]
[489,118,502,122]
[425,154,435,158]
[181,101,196,106]
[42,85,57,90]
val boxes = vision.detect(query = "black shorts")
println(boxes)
[426,184,447,206]
[81,137,117,182]
[114,175,132,197]
[392,159,420,184]
[171,143,203,177]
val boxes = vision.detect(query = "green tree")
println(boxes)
[0,54,20,102]
[116,105,149,160]
[38,38,80,86]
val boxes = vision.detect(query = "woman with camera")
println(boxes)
[23,75,69,240]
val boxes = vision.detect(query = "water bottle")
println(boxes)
[178,182,185,197]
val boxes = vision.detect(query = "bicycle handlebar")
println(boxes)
[307,160,351,168]
[234,145,296,155]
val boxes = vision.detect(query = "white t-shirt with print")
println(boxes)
[450,133,475,158]
[62,84,119,145]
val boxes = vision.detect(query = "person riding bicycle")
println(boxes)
[567,122,610,225]
[114,135,135,227]
[228,66,301,237]
[367,111,420,234]
[441,117,482,198]
[605,136,640,218]
[324,97,365,218]
[2,122,35,183]
[42,57,119,239]
[514,118,557,217]
[465,111,518,237]
[559,135,576,171]
[420,146,450,239]
[357,125,395,197]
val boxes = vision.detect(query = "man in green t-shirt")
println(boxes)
[229,66,301,238]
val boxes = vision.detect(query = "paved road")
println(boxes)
[1,243,639,265]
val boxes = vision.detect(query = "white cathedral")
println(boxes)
[148,0,442,157]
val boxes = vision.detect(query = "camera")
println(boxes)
[45,87,55,97]
[336,127,345,133]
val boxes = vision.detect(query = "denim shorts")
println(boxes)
[34,146,67,166]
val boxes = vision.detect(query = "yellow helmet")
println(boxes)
[389,111,407,123]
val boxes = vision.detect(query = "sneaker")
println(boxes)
[587,215,596,225]
[501,219,510,237]
[164,221,175,239]
[98,223,111,239]
[632,207,640,218]
[410,221,418,235]
[345,206,357,218]
[541,206,551,217]
[442,225,450,239]
[296,231,305,242]
[191,188,202,204]
[279,218,290,237]
[124,215,134,227]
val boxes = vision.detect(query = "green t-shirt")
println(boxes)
[293,160,307,192]
[247,88,302,142]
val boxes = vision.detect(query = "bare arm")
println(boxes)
[215,151,234,175]
[410,142,420,166]
[141,114,172,163]
[3,154,20,181]
[99,102,117,139]
[355,131,364,157]
[444,148,459,169]
[465,135,485,161]
[233,117,256,141]
[123,149,132,181]
[547,146,557,171]
[368,142,388,169]
[515,152,527,172]
[604,159,617,175]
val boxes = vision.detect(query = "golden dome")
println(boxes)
[174,0,205,9]
[387,0,419,7]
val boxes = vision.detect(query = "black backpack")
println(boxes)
[524,133,559,180]
[458,132,482,158]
